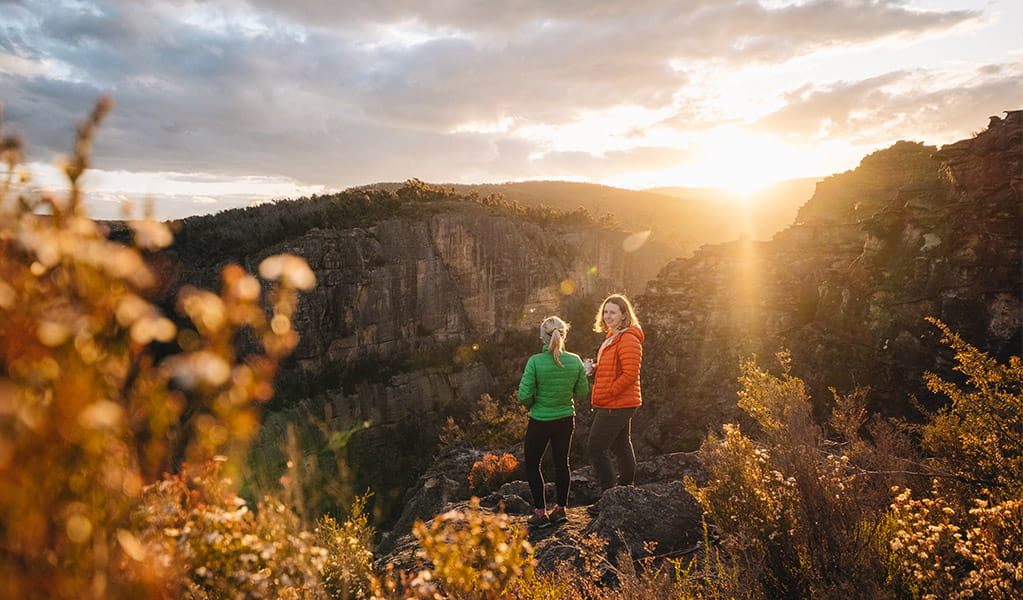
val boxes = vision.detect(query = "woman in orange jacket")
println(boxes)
[587,293,644,492]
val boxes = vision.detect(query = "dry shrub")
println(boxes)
[132,460,327,599]
[920,318,1023,496]
[887,486,1023,600]
[436,393,527,457]
[0,98,316,598]
[685,324,1022,600]
[317,494,377,600]
[128,460,377,600]
[829,386,921,516]
[463,392,529,450]
[686,352,894,600]
[510,534,691,600]
[438,415,466,448]
[832,385,918,475]
[468,452,520,496]
[879,319,1023,600]
[400,503,680,600]
[372,498,534,600]
[315,494,380,596]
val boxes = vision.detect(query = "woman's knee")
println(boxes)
[587,433,610,458]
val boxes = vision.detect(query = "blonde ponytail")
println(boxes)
[550,328,565,367]
[539,316,569,367]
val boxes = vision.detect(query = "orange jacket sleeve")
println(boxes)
[607,330,642,399]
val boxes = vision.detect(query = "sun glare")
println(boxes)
[696,131,806,193]
[725,176,769,197]
[599,131,803,194]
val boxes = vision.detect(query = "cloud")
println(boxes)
[705,0,979,61]
[0,0,995,196]
[537,145,700,180]
[244,0,694,31]
[750,62,1023,144]
[244,0,977,43]
[750,71,913,139]
[241,0,980,129]
[83,190,266,221]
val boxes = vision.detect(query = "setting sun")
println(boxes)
[674,130,811,195]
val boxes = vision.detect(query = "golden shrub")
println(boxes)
[411,498,534,600]
[888,486,1023,600]
[0,98,316,598]
[921,318,1023,495]
[686,354,894,599]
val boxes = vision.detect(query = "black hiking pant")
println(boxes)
[587,406,638,491]
[524,415,575,510]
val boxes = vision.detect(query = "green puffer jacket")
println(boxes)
[518,345,590,421]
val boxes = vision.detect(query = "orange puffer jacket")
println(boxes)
[590,325,644,409]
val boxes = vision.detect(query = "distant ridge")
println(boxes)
[646,176,820,239]
[645,176,819,205]
[355,178,820,256]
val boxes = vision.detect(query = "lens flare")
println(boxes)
[454,343,479,366]
[559,279,576,295]
[622,230,651,253]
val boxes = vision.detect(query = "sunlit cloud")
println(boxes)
[751,62,1023,144]
[0,0,1016,217]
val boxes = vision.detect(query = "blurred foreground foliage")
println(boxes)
[1,98,1020,599]
[0,98,332,598]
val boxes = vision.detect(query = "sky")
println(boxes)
[1,0,1020,220]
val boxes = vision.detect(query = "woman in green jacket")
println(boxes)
[518,316,590,528]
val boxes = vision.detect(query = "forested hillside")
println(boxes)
[355,179,814,254]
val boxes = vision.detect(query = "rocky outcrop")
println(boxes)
[376,446,706,572]
[637,111,1022,452]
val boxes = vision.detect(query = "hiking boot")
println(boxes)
[548,506,567,524]
[527,512,551,529]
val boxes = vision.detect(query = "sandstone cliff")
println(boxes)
[638,110,1022,452]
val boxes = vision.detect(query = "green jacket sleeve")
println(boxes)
[518,356,537,408]
[573,362,589,398]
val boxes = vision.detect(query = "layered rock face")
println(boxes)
[278,205,663,380]
[178,201,670,402]
[638,111,1022,452]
